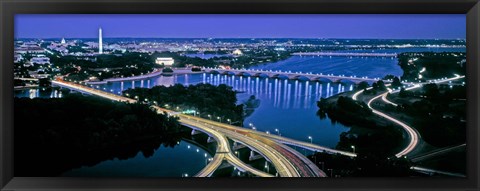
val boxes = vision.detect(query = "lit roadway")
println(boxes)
[53,78,335,177]
[54,79,273,177]
[256,132,357,157]
[156,107,326,177]
[352,75,465,158]
[52,79,136,103]
[179,118,274,177]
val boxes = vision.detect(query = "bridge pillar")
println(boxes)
[249,150,262,161]
[191,129,202,135]
[233,141,246,150]
[207,136,216,143]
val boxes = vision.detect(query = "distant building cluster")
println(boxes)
[29,55,50,65]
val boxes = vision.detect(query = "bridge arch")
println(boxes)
[220,71,236,75]
[311,77,333,84]
[269,74,289,79]
[336,79,356,85]
[290,75,310,81]
[209,70,220,74]
[235,72,252,77]
[253,73,269,78]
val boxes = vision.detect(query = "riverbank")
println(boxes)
[317,91,405,157]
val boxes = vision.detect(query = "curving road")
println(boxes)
[180,120,273,177]
[175,113,326,177]
[54,79,273,177]
[54,78,331,177]
[367,93,420,158]
[353,75,465,158]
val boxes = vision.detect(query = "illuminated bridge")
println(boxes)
[292,52,397,57]
[203,68,386,84]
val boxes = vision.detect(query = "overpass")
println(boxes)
[160,109,326,177]
[180,120,273,177]
[53,79,333,177]
[203,68,384,84]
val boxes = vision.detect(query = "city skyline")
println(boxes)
[15,14,465,39]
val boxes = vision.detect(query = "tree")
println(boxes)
[423,83,440,99]
[376,80,386,91]
[383,74,396,81]
[399,87,407,98]
[357,81,369,90]
[391,77,402,88]
[39,78,51,87]
[162,68,174,73]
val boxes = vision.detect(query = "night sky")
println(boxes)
[15,14,465,39]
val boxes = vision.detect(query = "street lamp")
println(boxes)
[308,136,313,144]
[227,118,231,124]
[208,114,212,120]
[351,145,355,153]
[275,128,280,136]
[217,116,221,122]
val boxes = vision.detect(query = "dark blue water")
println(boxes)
[96,73,352,148]
[250,56,401,79]
[62,141,212,177]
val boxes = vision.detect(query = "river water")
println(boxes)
[15,47,464,177]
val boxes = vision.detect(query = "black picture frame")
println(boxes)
[1,0,479,190]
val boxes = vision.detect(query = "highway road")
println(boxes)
[367,93,420,158]
[410,143,466,163]
[54,79,273,177]
[172,113,326,177]
[52,79,136,103]
[54,79,327,177]
[256,131,357,157]
[410,166,466,177]
[180,119,274,177]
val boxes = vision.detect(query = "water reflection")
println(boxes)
[15,88,64,99]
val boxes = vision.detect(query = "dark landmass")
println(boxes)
[317,96,403,157]
[387,83,466,147]
[243,95,261,118]
[49,52,160,81]
[308,152,417,177]
[123,83,245,125]
[397,52,465,81]
[15,94,184,176]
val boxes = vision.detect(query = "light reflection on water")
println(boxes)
[98,73,352,148]
[15,88,63,99]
